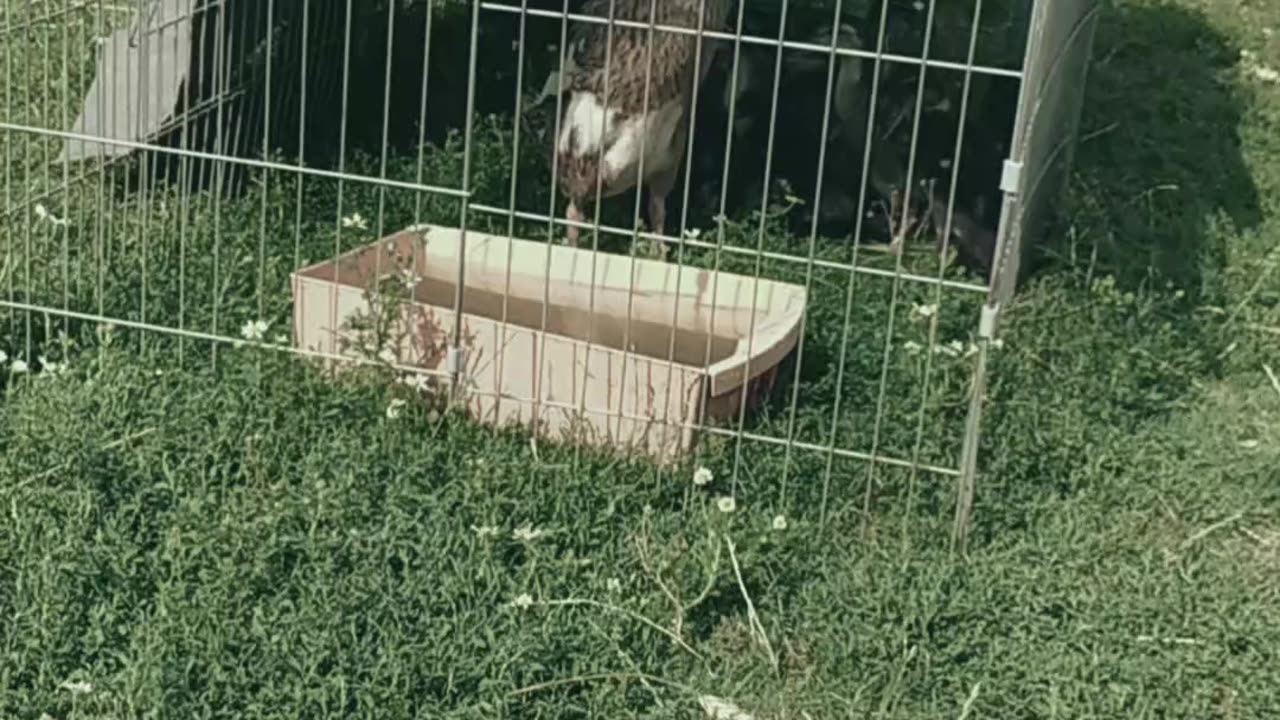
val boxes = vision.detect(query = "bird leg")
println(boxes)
[647,168,677,243]
[565,200,582,247]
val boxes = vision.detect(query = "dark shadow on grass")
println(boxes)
[1031,1,1262,299]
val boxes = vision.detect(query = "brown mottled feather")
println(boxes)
[569,0,733,119]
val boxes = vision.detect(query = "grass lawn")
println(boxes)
[2,0,1279,717]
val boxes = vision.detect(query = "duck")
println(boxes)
[555,0,735,246]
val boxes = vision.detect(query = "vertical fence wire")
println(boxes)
[902,0,986,553]
[859,0,940,528]
[777,0,849,514]
[818,0,891,526]
[727,0,790,500]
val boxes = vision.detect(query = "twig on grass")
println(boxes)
[15,427,157,490]
[956,682,982,720]
[510,671,694,698]
[725,536,778,672]
[1263,364,1280,400]
[1180,511,1246,550]
[539,597,706,662]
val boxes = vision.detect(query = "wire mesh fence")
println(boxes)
[0,0,1098,543]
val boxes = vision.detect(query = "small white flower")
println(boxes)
[38,356,67,376]
[912,303,937,319]
[771,514,788,531]
[512,524,546,542]
[58,679,93,695]
[400,268,421,291]
[693,466,714,486]
[471,524,499,538]
[606,578,622,593]
[0,349,7,364]
[935,340,964,357]
[341,212,368,230]
[990,338,1005,350]
[510,593,534,610]
[903,340,923,355]
[239,319,270,341]
[716,496,736,514]
[1251,64,1280,83]
[683,227,702,240]
[34,203,70,227]
[10,358,29,374]
[1239,439,1260,449]
[400,373,432,393]
[385,398,408,419]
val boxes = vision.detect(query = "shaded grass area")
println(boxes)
[3,0,1280,717]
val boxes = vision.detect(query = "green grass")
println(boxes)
[3,0,1280,717]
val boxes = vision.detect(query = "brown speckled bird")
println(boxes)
[556,0,734,245]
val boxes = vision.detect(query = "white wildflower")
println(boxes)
[34,203,70,227]
[935,340,964,357]
[400,268,421,291]
[693,466,714,486]
[903,340,923,355]
[58,679,93,695]
[471,524,499,538]
[1251,64,1280,83]
[1239,439,1260,449]
[512,524,546,542]
[10,358,29,374]
[912,303,937,318]
[400,372,432,393]
[385,398,408,419]
[716,496,736,514]
[683,227,702,240]
[341,212,368,230]
[239,319,270,342]
[606,578,622,593]
[990,338,1005,350]
[0,349,7,364]
[38,356,67,376]
[771,514,788,531]
[699,695,755,720]
[510,593,534,610]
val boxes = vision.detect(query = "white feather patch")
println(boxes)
[601,100,686,186]
[558,92,618,155]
